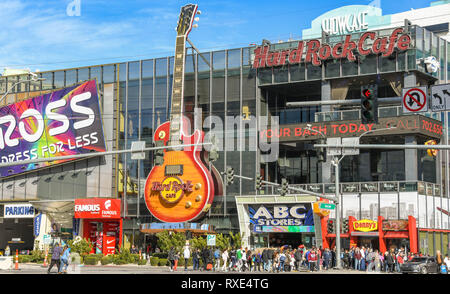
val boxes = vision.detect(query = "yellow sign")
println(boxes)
[353,219,378,232]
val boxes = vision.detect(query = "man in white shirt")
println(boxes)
[183,245,191,271]
[221,249,229,272]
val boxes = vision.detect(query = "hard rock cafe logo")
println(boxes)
[151,177,193,204]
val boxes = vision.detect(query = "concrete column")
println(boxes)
[405,136,418,181]
[321,80,333,183]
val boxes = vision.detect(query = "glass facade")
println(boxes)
[0,24,448,243]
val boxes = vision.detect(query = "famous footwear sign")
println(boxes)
[252,28,410,68]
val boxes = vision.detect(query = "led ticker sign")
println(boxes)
[0,80,106,177]
[260,115,443,142]
[252,28,410,68]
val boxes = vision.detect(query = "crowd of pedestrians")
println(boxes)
[173,244,447,273]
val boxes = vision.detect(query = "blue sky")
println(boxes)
[0,0,433,72]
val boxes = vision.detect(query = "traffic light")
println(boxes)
[226,166,234,186]
[361,85,378,124]
[153,140,165,166]
[327,219,335,234]
[280,178,288,196]
[255,173,263,191]
[342,219,349,233]
[317,138,326,163]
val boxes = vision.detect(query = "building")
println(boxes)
[0,1,449,256]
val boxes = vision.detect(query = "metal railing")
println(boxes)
[315,106,442,122]
[259,180,442,197]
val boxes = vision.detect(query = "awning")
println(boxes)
[29,200,75,227]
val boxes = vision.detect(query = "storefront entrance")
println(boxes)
[358,237,379,250]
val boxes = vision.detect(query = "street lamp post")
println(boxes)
[0,72,45,105]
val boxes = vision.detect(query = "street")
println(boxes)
[0,263,401,274]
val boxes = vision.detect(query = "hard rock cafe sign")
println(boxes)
[151,177,194,204]
[252,28,411,68]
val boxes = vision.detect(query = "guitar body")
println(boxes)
[144,119,215,223]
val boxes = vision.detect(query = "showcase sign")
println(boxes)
[382,220,408,231]
[253,28,410,68]
[4,203,35,218]
[74,198,121,219]
[249,203,314,233]
[353,219,378,232]
[0,80,106,177]
[260,115,443,142]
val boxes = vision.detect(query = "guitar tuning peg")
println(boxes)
[194,17,199,22]
[193,24,198,28]
[196,10,201,15]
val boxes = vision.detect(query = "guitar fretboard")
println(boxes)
[169,35,186,147]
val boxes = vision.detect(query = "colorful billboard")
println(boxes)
[0,80,106,177]
[74,198,121,219]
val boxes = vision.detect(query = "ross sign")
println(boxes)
[151,177,193,205]
[431,84,450,112]
[253,28,410,68]
[0,80,106,177]
[382,220,409,231]
[4,203,35,218]
[33,213,42,237]
[249,203,314,233]
[74,198,121,219]
[207,234,216,246]
[260,115,443,142]
[353,219,378,232]
[402,87,428,113]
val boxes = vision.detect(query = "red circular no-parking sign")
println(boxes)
[403,88,427,112]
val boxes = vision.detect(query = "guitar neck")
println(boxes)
[169,35,186,146]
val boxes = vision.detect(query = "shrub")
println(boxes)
[83,255,99,265]
[67,238,93,256]
[131,254,140,264]
[101,255,113,265]
[30,250,45,263]
[150,257,159,266]
[158,258,168,266]
[151,252,168,259]
[138,259,147,265]
[18,255,33,263]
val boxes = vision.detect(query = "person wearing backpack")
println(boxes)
[279,251,286,272]
[214,247,221,271]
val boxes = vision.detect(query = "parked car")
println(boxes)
[400,256,439,274]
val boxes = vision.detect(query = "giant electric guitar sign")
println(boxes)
[253,28,411,68]
[0,80,106,177]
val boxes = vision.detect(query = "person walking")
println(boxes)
[354,247,361,270]
[360,246,366,271]
[279,251,286,272]
[173,251,180,271]
[58,245,70,274]
[221,248,229,272]
[387,250,395,273]
[47,243,63,274]
[192,249,200,271]
[308,249,318,272]
[168,247,176,272]
[229,248,237,271]
[213,247,221,271]
[436,250,443,272]
[444,254,450,274]
[255,250,262,272]
[183,244,191,271]
[323,248,332,270]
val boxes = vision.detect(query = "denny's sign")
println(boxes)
[353,219,378,232]
[253,28,410,68]
[260,115,443,142]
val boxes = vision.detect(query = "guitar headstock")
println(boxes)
[176,4,199,37]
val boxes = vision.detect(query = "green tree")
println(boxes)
[216,233,231,251]
[67,238,93,256]
[156,231,186,253]
[230,231,243,248]
[190,235,206,251]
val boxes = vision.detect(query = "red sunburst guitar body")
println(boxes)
[144,4,222,223]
